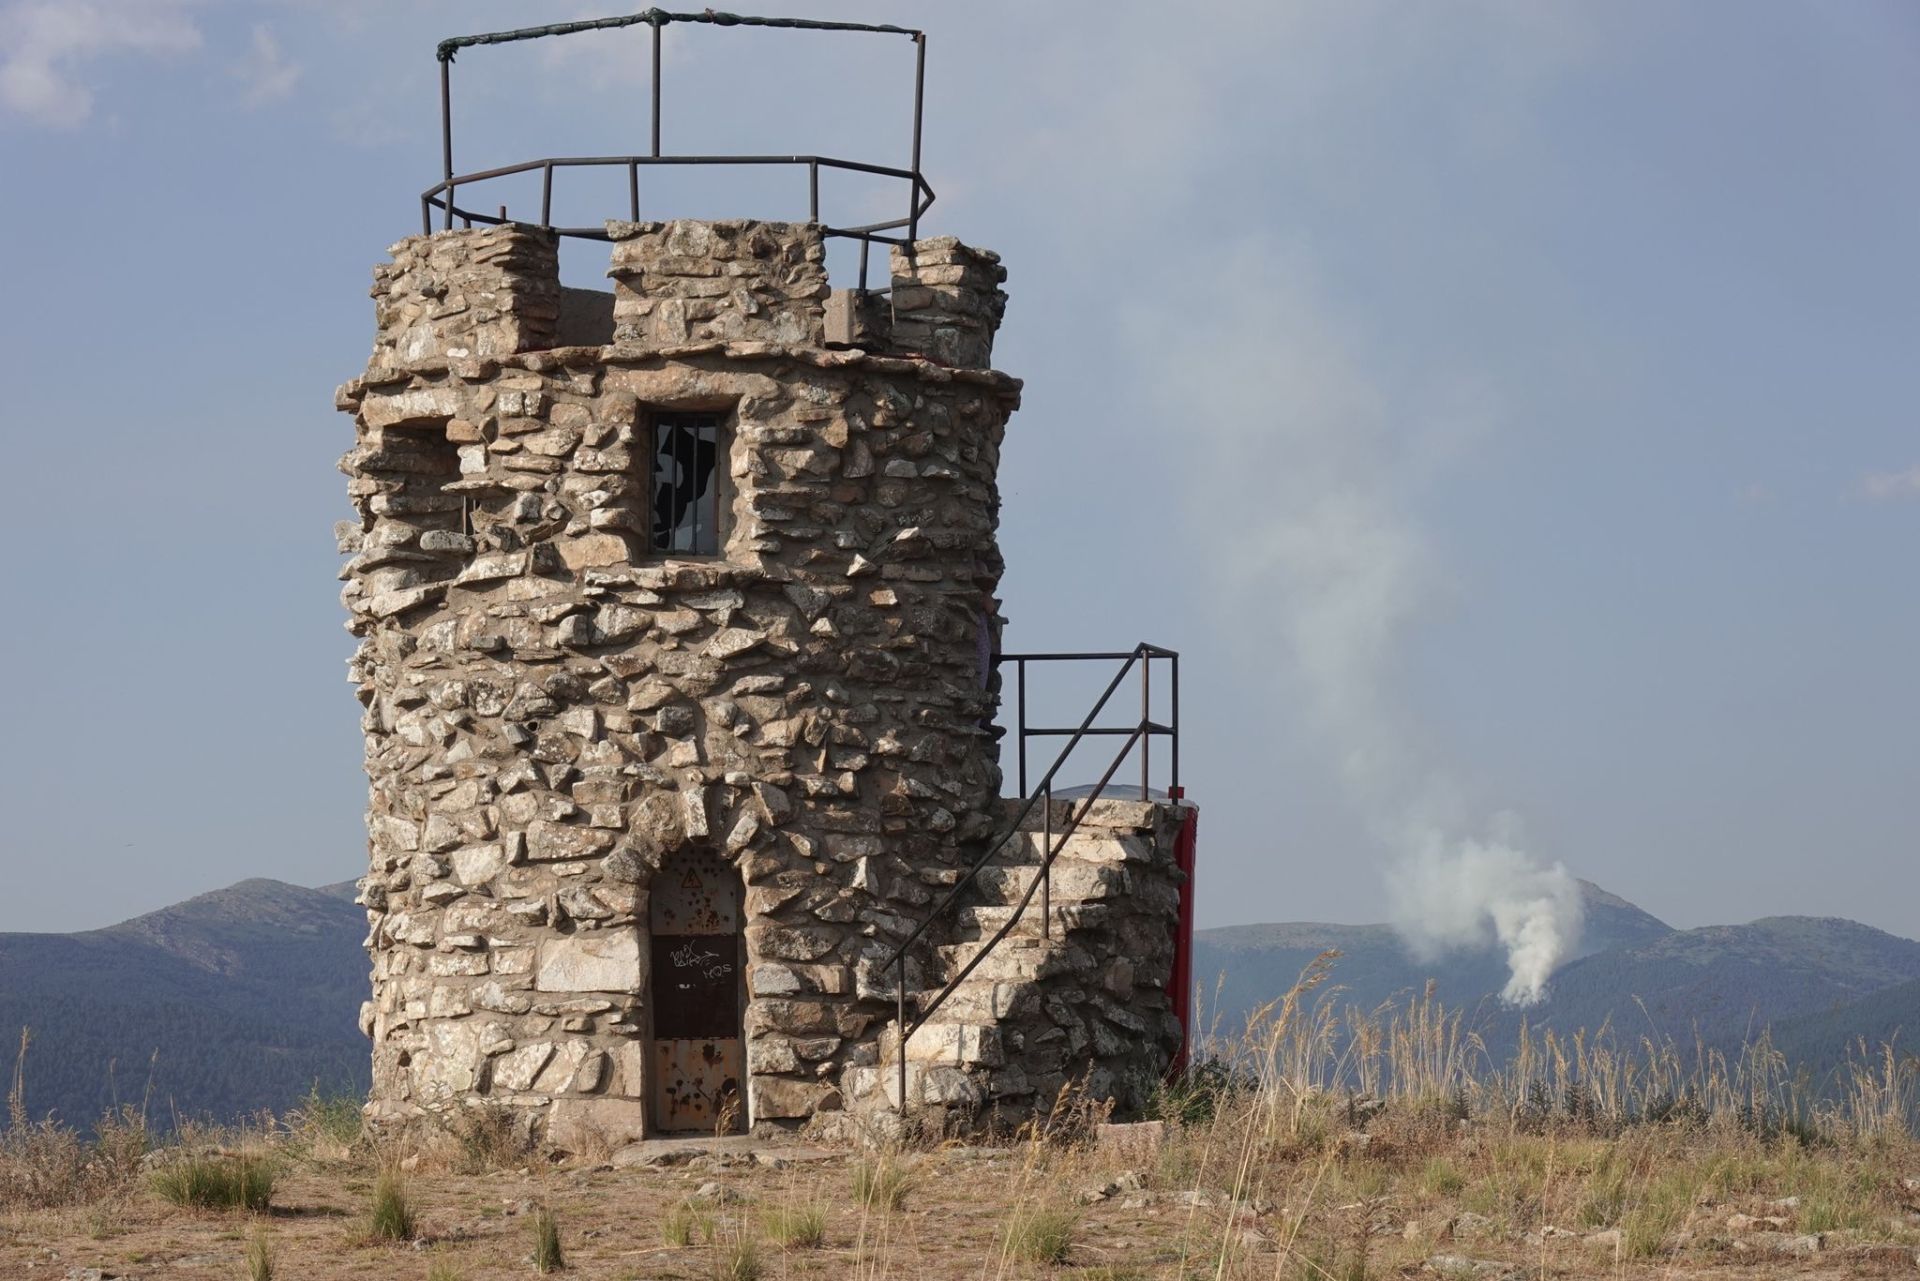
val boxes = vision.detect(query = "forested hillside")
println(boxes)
[0,880,367,1130]
[1195,883,1920,1073]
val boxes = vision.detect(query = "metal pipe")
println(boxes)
[808,160,819,223]
[896,960,907,1111]
[628,160,639,220]
[908,33,925,242]
[1042,781,1051,940]
[651,22,662,158]
[1015,726,1158,738]
[1016,657,1028,797]
[440,10,921,58]
[1171,652,1181,798]
[1141,646,1151,800]
[541,162,553,227]
[439,58,454,230]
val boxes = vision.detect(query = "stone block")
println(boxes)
[751,1076,841,1120]
[535,928,644,993]
[548,1097,647,1148]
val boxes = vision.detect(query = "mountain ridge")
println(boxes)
[2,875,1913,1128]
[0,878,368,1130]
[1195,884,1920,1066]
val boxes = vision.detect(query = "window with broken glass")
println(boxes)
[648,413,723,556]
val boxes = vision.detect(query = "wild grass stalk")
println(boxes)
[530,1204,564,1273]
[244,1224,274,1281]
[763,1201,825,1248]
[367,1166,416,1242]
[851,1155,911,1211]
[150,1152,275,1212]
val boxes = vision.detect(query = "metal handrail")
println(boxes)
[419,153,934,246]
[423,10,934,252]
[885,643,1180,1112]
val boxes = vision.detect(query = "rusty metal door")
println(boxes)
[649,847,744,1133]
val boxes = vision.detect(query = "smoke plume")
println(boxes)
[1143,245,1583,1005]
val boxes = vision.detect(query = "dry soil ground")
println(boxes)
[5,1128,1919,1281]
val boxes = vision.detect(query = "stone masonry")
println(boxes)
[337,218,1185,1143]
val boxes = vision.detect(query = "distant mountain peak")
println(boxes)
[1576,878,1667,923]
[314,880,362,903]
[96,878,366,974]
[1570,879,1673,958]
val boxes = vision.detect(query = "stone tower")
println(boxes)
[336,15,1190,1146]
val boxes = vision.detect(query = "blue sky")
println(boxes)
[0,2,1915,942]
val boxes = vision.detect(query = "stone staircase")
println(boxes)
[845,797,1188,1123]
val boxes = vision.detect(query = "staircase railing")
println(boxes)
[883,642,1180,1112]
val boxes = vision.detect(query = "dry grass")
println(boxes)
[663,1199,709,1247]
[4,964,1918,1277]
[529,1203,563,1273]
[244,1224,275,1281]
[366,1165,416,1242]
[852,1154,913,1211]
[148,1151,277,1213]
[1003,1202,1076,1264]
[764,1201,826,1248]
[1,1030,149,1211]
[712,1221,761,1281]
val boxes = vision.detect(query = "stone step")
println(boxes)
[846,1033,1045,1111]
[842,1060,985,1111]
[951,901,1114,940]
[922,978,1042,1024]
[880,1018,1005,1068]
[935,936,1094,984]
[967,860,1130,909]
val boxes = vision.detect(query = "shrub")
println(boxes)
[245,1226,274,1281]
[1004,1206,1075,1265]
[1418,1157,1464,1197]
[150,1153,275,1212]
[530,1204,564,1274]
[714,1229,760,1281]
[1621,1170,1695,1258]
[1151,1058,1242,1126]
[852,1157,911,1211]
[283,1085,362,1156]
[368,1167,416,1243]
[763,1203,825,1249]
[2,1031,148,1209]
[662,1202,705,1247]
[446,1102,531,1174]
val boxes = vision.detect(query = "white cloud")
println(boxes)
[0,0,200,128]
[233,23,299,108]
[1861,467,1920,502]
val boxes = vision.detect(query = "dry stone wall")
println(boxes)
[338,218,1182,1143]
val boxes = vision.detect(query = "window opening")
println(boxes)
[650,413,721,555]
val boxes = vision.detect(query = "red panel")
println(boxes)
[1164,804,1199,1078]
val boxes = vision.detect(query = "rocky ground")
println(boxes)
[6,1121,1920,1280]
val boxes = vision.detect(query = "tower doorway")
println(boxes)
[649,846,745,1133]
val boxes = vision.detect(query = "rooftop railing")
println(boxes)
[422,9,934,285]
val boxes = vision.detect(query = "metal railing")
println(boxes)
[884,643,1180,1112]
[422,10,933,287]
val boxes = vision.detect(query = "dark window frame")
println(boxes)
[646,411,725,557]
